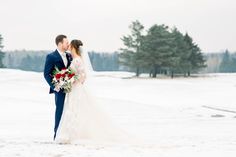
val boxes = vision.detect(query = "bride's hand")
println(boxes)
[79,77,85,84]
[81,73,86,84]
[81,80,85,84]
[54,85,60,92]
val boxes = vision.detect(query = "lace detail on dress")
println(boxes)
[70,57,86,84]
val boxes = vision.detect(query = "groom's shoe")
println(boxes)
[53,133,56,141]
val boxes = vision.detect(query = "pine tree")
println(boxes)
[141,24,173,77]
[184,33,206,76]
[119,20,145,76]
[169,30,205,77]
[169,28,187,77]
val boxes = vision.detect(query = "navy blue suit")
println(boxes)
[43,49,72,140]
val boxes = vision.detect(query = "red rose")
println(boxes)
[68,73,75,78]
[61,74,66,78]
[55,73,61,80]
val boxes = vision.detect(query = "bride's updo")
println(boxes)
[70,39,83,56]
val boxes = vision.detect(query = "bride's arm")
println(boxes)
[79,71,86,84]
[74,58,87,84]
[78,61,86,84]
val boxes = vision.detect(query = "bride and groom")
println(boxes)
[44,35,130,144]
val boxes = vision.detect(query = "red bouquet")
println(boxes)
[52,67,79,93]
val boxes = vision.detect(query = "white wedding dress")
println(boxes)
[55,57,132,145]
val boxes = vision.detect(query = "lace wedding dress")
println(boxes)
[55,57,132,145]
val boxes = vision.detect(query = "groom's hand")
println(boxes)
[54,86,60,92]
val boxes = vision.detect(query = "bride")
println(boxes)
[55,39,132,145]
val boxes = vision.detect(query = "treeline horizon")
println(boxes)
[2,49,236,74]
[2,50,125,72]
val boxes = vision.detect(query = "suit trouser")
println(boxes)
[54,91,66,139]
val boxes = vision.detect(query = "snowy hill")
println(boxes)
[1,69,236,157]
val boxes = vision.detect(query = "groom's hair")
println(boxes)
[55,35,67,45]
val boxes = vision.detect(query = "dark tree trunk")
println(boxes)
[164,70,167,75]
[171,71,174,78]
[149,69,153,77]
[152,65,158,78]
[136,67,140,77]
[188,71,190,77]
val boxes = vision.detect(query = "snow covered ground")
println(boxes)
[1,69,236,157]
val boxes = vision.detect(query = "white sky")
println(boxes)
[0,0,235,52]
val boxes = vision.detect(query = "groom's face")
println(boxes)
[61,38,69,51]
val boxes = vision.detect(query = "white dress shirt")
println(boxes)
[57,49,68,67]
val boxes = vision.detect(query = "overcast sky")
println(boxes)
[0,0,235,52]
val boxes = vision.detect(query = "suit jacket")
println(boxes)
[43,49,72,94]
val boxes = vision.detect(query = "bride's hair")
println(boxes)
[70,39,83,56]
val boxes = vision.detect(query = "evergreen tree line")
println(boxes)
[3,49,236,73]
[2,50,127,72]
[3,50,48,72]
[119,20,206,78]
[218,50,236,73]
[88,51,122,71]
[203,50,236,73]
[0,34,5,68]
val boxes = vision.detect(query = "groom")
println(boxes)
[44,35,72,140]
